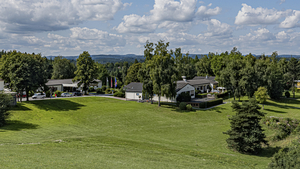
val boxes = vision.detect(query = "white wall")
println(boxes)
[152,84,196,102]
[125,92,143,100]
[0,80,4,91]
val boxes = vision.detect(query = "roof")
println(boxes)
[193,76,216,80]
[124,82,143,92]
[176,83,190,92]
[177,78,218,86]
[46,79,102,86]
[46,79,74,86]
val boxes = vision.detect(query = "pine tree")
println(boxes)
[223,98,268,154]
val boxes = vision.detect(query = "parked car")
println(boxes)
[32,93,45,99]
[61,93,72,97]
[72,91,82,96]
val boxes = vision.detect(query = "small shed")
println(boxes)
[124,82,143,100]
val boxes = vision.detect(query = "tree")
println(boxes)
[0,92,12,126]
[286,57,300,98]
[265,56,284,99]
[125,63,142,85]
[97,63,109,86]
[240,54,257,98]
[254,87,268,110]
[51,56,76,79]
[223,98,268,154]
[148,40,179,106]
[0,51,48,101]
[138,62,154,103]
[196,55,214,76]
[73,51,98,95]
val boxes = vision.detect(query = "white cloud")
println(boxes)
[151,0,197,22]
[280,0,286,4]
[279,10,300,28]
[203,19,232,37]
[115,0,221,34]
[235,4,290,26]
[0,0,129,33]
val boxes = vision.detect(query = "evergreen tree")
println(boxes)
[223,99,268,154]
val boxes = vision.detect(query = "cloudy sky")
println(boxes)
[1,0,300,56]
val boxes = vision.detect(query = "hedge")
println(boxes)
[199,98,223,108]
[195,93,207,98]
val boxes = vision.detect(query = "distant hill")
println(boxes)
[45,54,300,64]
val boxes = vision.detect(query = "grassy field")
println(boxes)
[0,95,299,168]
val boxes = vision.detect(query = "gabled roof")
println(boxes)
[177,78,217,86]
[46,79,102,86]
[124,82,143,92]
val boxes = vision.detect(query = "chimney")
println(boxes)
[182,76,187,82]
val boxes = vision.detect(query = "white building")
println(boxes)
[178,76,218,93]
[124,81,196,102]
[45,79,102,92]
[124,82,143,100]
[0,79,4,91]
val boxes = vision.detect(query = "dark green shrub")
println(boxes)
[88,87,95,92]
[96,88,104,94]
[186,104,193,111]
[113,92,125,98]
[101,86,107,92]
[0,92,12,127]
[216,92,229,99]
[179,102,187,110]
[54,90,62,97]
[269,141,300,168]
[223,99,268,154]
[45,91,50,97]
[285,91,290,98]
[105,88,112,94]
[176,92,191,102]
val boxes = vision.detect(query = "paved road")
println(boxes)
[17,94,127,102]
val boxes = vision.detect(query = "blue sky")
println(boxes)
[1,0,300,56]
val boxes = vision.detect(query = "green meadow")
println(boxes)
[0,95,300,168]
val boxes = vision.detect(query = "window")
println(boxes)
[136,93,139,96]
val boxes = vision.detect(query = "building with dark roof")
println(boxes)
[124,76,219,101]
[45,79,102,92]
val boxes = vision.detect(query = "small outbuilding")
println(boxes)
[124,82,143,100]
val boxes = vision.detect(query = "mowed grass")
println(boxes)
[0,96,299,169]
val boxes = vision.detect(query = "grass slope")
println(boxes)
[0,96,299,168]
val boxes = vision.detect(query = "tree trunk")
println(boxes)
[293,77,295,98]
[26,88,29,101]
[158,96,161,107]
[151,97,153,104]
[263,104,264,110]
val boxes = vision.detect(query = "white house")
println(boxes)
[45,79,102,92]
[124,82,143,100]
[124,80,196,102]
[178,76,218,93]
[0,79,4,91]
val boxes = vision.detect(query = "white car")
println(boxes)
[61,93,72,97]
[32,93,45,99]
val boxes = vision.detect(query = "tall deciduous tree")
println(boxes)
[223,99,268,154]
[73,51,98,95]
[148,40,179,106]
[286,57,300,98]
[51,56,76,79]
[196,55,214,76]
[0,51,48,101]
[96,63,109,86]
[125,63,142,85]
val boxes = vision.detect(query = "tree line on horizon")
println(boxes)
[0,41,300,102]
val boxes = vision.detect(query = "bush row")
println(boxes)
[199,98,223,108]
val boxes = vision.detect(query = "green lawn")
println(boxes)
[0,96,299,168]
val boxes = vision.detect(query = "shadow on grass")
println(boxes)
[263,108,287,114]
[9,103,32,111]
[0,120,39,131]
[257,146,281,158]
[26,99,85,111]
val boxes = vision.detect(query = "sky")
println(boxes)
[1,0,300,56]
